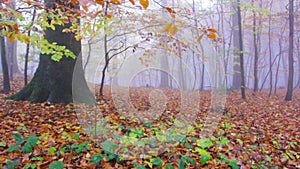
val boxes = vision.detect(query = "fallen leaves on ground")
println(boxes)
[0,76,299,169]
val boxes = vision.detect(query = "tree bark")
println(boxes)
[8,0,95,104]
[231,0,242,89]
[285,0,294,101]
[1,36,11,93]
[237,0,246,99]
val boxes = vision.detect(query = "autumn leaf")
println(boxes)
[129,0,135,5]
[24,36,30,44]
[169,25,178,35]
[165,7,175,14]
[207,33,217,40]
[197,33,205,43]
[8,35,14,43]
[111,0,122,4]
[140,0,149,9]
[207,28,217,33]
[164,23,178,35]
[82,6,88,12]
[95,0,104,6]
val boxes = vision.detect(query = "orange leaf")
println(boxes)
[24,36,30,43]
[163,23,172,32]
[106,13,112,18]
[165,7,175,14]
[8,35,14,43]
[197,33,205,43]
[207,33,217,40]
[207,28,217,33]
[112,0,122,4]
[82,6,88,12]
[12,24,19,33]
[95,0,104,6]
[140,0,149,9]
[129,0,135,5]
[169,25,178,35]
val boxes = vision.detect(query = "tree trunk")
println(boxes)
[285,0,294,101]
[252,2,259,93]
[8,0,95,104]
[1,36,11,93]
[237,0,246,99]
[231,0,242,89]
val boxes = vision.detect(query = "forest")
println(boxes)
[0,0,299,168]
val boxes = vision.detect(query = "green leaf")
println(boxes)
[165,163,175,169]
[6,160,20,169]
[7,144,19,153]
[101,140,118,153]
[90,153,104,165]
[228,160,239,169]
[195,147,212,159]
[197,138,213,149]
[22,142,33,153]
[13,133,25,145]
[49,161,64,169]
[137,166,146,169]
[0,141,7,147]
[27,135,38,147]
[152,157,163,167]
[200,155,210,165]
[31,156,43,161]
[23,163,37,169]
[48,147,57,154]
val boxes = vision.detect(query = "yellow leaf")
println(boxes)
[24,36,30,43]
[140,0,149,9]
[169,25,178,35]
[129,0,135,5]
[112,0,122,4]
[8,35,14,43]
[197,33,205,43]
[207,28,217,33]
[207,33,217,40]
[163,23,172,32]
[82,6,88,12]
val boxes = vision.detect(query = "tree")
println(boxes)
[1,34,11,93]
[285,0,294,101]
[231,0,242,90]
[8,0,94,104]
[237,0,246,99]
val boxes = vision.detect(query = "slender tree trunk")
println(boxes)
[1,36,11,93]
[24,5,37,86]
[285,0,294,101]
[232,0,242,89]
[252,5,259,93]
[237,0,246,99]
[268,1,273,97]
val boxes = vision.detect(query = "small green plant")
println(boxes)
[49,161,64,169]
[90,153,105,165]
[7,133,39,153]
[178,155,196,169]
[6,160,20,169]
[23,163,37,169]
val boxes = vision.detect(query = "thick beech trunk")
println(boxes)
[8,0,95,104]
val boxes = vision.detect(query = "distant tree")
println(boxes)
[1,34,11,93]
[285,0,294,101]
[237,0,246,99]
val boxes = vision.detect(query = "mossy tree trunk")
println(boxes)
[8,0,95,104]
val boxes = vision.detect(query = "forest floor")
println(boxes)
[0,75,299,169]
